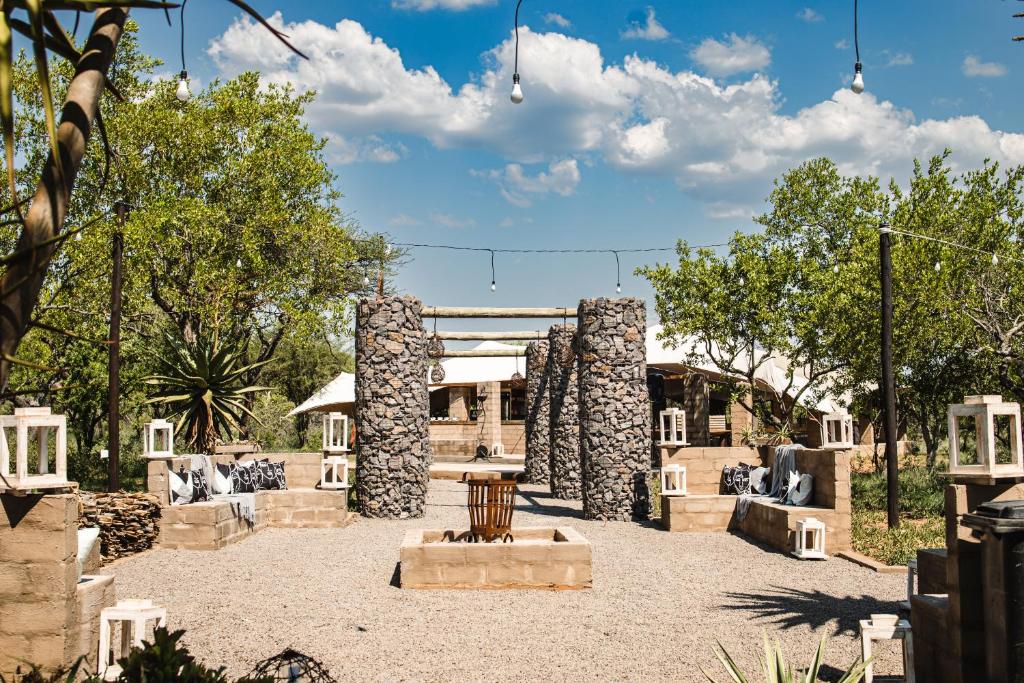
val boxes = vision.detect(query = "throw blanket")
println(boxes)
[736,445,806,521]
[213,493,258,526]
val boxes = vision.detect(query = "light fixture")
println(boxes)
[362,273,370,287]
[992,253,1000,265]
[511,0,525,104]
[738,276,745,287]
[612,250,622,295]
[175,71,191,102]
[833,264,840,274]
[236,258,242,268]
[934,261,941,273]
[851,0,864,94]
[489,249,497,292]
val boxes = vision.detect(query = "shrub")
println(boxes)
[703,634,869,682]
[851,466,945,517]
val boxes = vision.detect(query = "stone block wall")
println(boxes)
[548,325,581,499]
[524,340,551,485]
[148,452,326,504]
[577,298,651,520]
[0,494,89,677]
[659,446,760,494]
[356,296,432,518]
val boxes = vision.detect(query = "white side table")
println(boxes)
[98,599,167,680]
[860,614,914,683]
[320,455,349,490]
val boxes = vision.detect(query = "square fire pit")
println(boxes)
[399,526,592,590]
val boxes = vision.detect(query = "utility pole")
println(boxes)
[879,221,900,529]
[107,202,127,493]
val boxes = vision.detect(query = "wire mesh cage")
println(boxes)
[510,370,525,389]
[554,334,576,368]
[426,334,445,359]
[429,361,446,384]
[249,649,337,683]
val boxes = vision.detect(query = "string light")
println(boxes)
[176,0,191,102]
[851,0,865,94]
[833,264,840,273]
[511,0,525,104]
[489,249,497,292]
[934,261,941,273]
[613,250,622,293]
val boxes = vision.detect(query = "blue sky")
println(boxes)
[128,1,1023,325]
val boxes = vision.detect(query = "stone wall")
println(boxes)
[548,325,581,499]
[577,298,651,520]
[356,296,432,518]
[524,340,551,484]
[659,446,761,494]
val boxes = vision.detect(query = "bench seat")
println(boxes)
[661,494,851,554]
[158,487,350,551]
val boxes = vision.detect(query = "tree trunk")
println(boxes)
[0,9,129,391]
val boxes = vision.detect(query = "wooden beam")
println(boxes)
[437,331,543,341]
[442,349,526,358]
[423,306,576,318]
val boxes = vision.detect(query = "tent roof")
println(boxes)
[288,372,354,416]
[428,340,526,386]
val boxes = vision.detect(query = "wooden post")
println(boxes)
[437,331,544,341]
[423,307,576,318]
[879,221,900,529]
[107,201,127,493]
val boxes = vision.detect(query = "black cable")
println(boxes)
[613,250,621,290]
[489,249,496,289]
[513,0,524,74]
[853,0,860,63]
[389,242,725,254]
[180,0,189,74]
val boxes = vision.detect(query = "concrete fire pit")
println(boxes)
[399,526,592,590]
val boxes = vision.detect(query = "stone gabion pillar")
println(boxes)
[355,296,431,518]
[523,340,551,485]
[548,324,581,500]
[578,298,651,520]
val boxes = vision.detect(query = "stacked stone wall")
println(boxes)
[548,325,581,499]
[355,296,431,518]
[577,298,651,520]
[524,340,552,485]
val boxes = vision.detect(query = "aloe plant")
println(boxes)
[145,330,270,454]
[702,634,871,683]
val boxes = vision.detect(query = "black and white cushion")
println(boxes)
[168,465,211,505]
[254,460,278,490]
[213,462,234,495]
[229,461,258,493]
[270,461,287,490]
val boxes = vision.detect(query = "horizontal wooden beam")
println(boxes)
[423,306,576,319]
[437,331,543,341]
[442,349,526,358]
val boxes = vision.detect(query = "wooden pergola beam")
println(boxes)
[423,306,576,319]
[437,331,544,341]
[442,349,526,358]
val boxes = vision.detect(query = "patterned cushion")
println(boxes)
[270,461,287,490]
[213,462,233,495]
[229,461,258,494]
[254,460,278,490]
[168,465,211,505]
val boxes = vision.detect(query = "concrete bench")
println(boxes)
[149,453,352,551]
[658,446,853,555]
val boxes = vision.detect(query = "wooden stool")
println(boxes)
[860,614,914,683]
[99,599,167,680]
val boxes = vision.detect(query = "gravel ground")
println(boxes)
[109,481,907,682]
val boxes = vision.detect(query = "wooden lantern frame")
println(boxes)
[947,395,1024,478]
[658,408,688,446]
[322,412,351,453]
[821,411,854,450]
[143,419,175,459]
[0,407,68,492]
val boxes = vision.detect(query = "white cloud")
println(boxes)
[962,55,1007,78]
[210,14,1024,214]
[324,133,406,164]
[391,0,494,10]
[621,7,670,41]
[690,34,771,77]
[430,212,476,228]
[834,39,849,50]
[544,13,571,29]
[389,213,421,227]
[499,217,515,227]
[796,8,823,23]
[884,51,913,67]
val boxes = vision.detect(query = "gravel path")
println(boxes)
[108,481,906,682]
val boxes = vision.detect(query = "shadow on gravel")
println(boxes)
[719,586,902,636]
[515,492,585,520]
[389,562,401,588]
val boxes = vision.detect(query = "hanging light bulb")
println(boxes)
[491,280,497,292]
[992,253,1000,266]
[934,261,941,273]
[75,231,83,242]
[616,284,622,294]
[833,264,840,274]
[738,276,745,287]
[236,258,242,268]
[175,71,191,102]
[362,273,370,287]
[511,73,524,104]
[851,62,864,94]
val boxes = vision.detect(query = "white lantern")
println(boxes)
[659,408,688,446]
[948,395,1024,478]
[660,464,687,496]
[821,411,855,449]
[792,517,827,560]
[143,419,175,459]
[320,455,349,490]
[322,412,350,453]
[0,407,68,492]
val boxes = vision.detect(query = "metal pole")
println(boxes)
[879,221,900,529]
[107,202,127,493]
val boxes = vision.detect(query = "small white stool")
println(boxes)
[901,559,918,611]
[98,599,167,680]
[860,614,915,683]
[792,517,827,559]
[491,443,506,458]
[660,464,687,496]
[320,455,349,490]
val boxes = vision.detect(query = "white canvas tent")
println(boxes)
[288,372,355,416]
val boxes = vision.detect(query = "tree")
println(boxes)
[0,2,304,392]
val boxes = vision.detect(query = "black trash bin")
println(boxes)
[962,499,1024,683]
